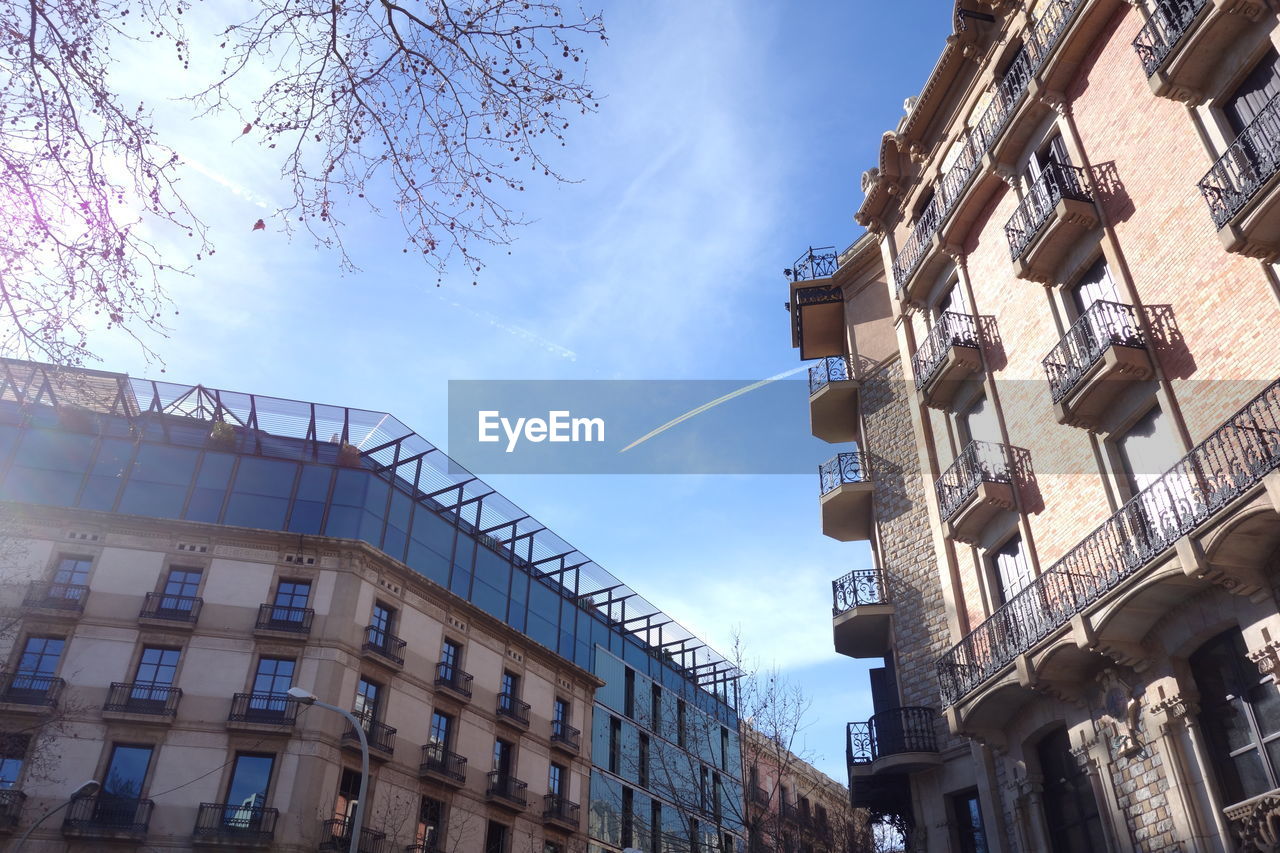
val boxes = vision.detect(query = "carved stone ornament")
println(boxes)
[1249,640,1280,677]
[1098,669,1144,758]
[861,167,881,193]
[1225,789,1280,853]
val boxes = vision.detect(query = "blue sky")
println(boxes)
[83,1,955,782]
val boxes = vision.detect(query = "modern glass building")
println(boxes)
[0,358,744,852]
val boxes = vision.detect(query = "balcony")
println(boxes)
[419,743,467,786]
[847,708,942,777]
[0,789,25,832]
[103,682,182,721]
[23,581,88,615]
[936,441,1022,545]
[1005,163,1098,282]
[63,795,153,841]
[486,771,528,811]
[496,691,530,728]
[749,784,769,807]
[543,794,581,831]
[832,568,894,659]
[227,692,299,731]
[254,603,314,638]
[550,718,581,753]
[913,313,983,410]
[0,671,64,712]
[1199,91,1280,261]
[938,379,1280,708]
[193,802,278,848]
[434,662,473,701]
[892,197,944,307]
[1132,0,1267,103]
[787,247,845,360]
[320,818,390,853]
[808,355,860,443]
[1043,301,1153,430]
[362,626,406,668]
[819,452,875,542]
[344,713,396,759]
[139,592,202,627]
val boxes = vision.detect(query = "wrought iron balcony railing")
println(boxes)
[139,592,202,623]
[321,818,389,853]
[832,568,889,616]
[819,452,871,497]
[971,43,1037,155]
[486,771,529,807]
[786,247,839,282]
[892,197,943,299]
[749,784,769,806]
[0,789,25,830]
[434,662,473,698]
[808,355,856,395]
[405,843,440,853]
[936,441,1019,522]
[543,793,580,827]
[1042,301,1145,403]
[847,707,939,765]
[228,692,299,726]
[0,671,64,707]
[63,794,153,836]
[363,626,406,666]
[1199,91,1280,229]
[345,712,397,754]
[104,682,181,717]
[24,581,88,613]
[1132,0,1210,76]
[551,718,581,751]
[420,743,467,783]
[193,802,279,842]
[497,691,530,725]
[1005,163,1093,261]
[912,313,981,391]
[938,379,1280,706]
[255,603,314,634]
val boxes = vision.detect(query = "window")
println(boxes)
[938,279,972,318]
[622,786,634,847]
[608,716,622,774]
[1037,728,1105,852]
[501,670,520,700]
[15,636,64,676]
[223,753,274,827]
[252,658,295,696]
[990,535,1033,605]
[429,711,453,748]
[951,789,989,853]
[51,555,91,600]
[271,580,311,623]
[544,843,562,853]
[0,735,28,788]
[958,393,1000,446]
[1192,628,1280,804]
[720,726,729,770]
[99,744,153,823]
[484,819,508,853]
[333,767,362,824]
[650,800,662,853]
[676,699,687,748]
[160,567,202,614]
[1026,132,1071,185]
[1070,256,1119,316]
[493,738,513,774]
[417,797,444,849]
[1116,405,1182,496]
[624,667,636,718]
[638,733,650,788]
[1225,48,1280,136]
[553,697,569,732]
[549,762,565,796]
[354,678,381,724]
[130,647,180,706]
[650,684,662,729]
[440,639,461,678]
[368,601,395,649]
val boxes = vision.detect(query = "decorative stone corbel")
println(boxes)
[1038,89,1072,117]
[1249,640,1280,678]
[1225,789,1280,853]
[1177,535,1267,600]
[994,164,1020,189]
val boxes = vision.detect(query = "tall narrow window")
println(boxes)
[548,762,564,796]
[368,602,395,652]
[650,684,662,730]
[1037,728,1105,852]
[608,717,621,775]
[493,738,513,775]
[1116,405,1182,496]
[440,639,461,679]
[621,786,634,847]
[130,647,179,708]
[416,797,444,849]
[990,535,1033,605]
[958,393,1001,446]
[624,667,636,718]
[676,700,687,748]
[221,753,274,829]
[638,733,650,788]
[484,820,508,853]
[951,789,989,853]
[333,767,362,825]
[99,744,154,824]
[1070,256,1118,315]
[429,711,453,748]
[938,279,972,318]
[354,678,381,728]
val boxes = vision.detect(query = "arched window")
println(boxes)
[1037,728,1106,852]
[1190,628,1280,804]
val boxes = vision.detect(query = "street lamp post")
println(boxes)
[287,686,368,853]
[13,779,101,851]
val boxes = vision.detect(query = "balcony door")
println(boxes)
[250,658,295,720]
[1115,405,1194,546]
[959,394,1001,448]
[99,744,153,824]
[1226,48,1280,137]
[222,753,273,828]
[1037,729,1106,853]
[1070,257,1118,316]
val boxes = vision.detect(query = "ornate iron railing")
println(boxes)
[228,692,299,726]
[321,818,390,853]
[936,441,1018,522]
[832,568,889,615]
[913,312,981,391]
[551,718,581,751]
[892,196,943,299]
[346,712,397,754]
[497,691,531,725]
[787,247,839,282]
[1043,301,1145,402]
[1132,0,1210,76]
[24,581,88,612]
[104,682,182,717]
[938,379,1280,706]
[139,592,202,623]
[420,743,467,782]
[0,789,23,829]
[1199,90,1280,229]
[749,784,769,806]
[543,794,580,827]
[1005,163,1093,260]
[434,662,473,698]
[819,452,872,496]
[193,802,278,842]
[363,626,406,666]
[255,603,314,634]
[847,708,939,765]
[808,354,856,395]
[486,771,529,807]
[0,671,64,706]
[63,795,153,836]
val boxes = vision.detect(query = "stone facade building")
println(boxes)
[788,0,1280,850]
[0,359,744,852]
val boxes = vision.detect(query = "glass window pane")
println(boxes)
[226,753,274,809]
[103,745,153,799]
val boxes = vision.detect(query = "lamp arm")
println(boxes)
[13,796,79,851]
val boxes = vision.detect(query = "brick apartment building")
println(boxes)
[0,359,745,852]
[787,0,1280,850]
[741,726,860,852]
